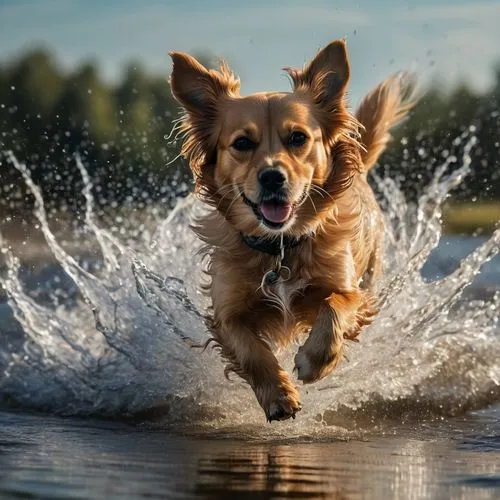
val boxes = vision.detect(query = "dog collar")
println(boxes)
[240,233,305,256]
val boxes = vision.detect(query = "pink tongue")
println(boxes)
[258,201,293,224]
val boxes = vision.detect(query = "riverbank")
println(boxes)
[443,202,500,234]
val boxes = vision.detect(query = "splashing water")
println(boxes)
[0,130,499,438]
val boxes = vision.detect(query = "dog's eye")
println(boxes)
[232,136,256,151]
[287,131,307,147]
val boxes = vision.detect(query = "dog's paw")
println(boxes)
[294,344,341,384]
[253,369,301,422]
[294,347,317,383]
[266,389,302,422]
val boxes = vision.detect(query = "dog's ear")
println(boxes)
[169,52,239,114]
[285,40,355,143]
[286,40,349,103]
[169,52,240,174]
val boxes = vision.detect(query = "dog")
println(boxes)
[169,39,416,422]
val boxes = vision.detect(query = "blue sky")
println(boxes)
[1,0,499,104]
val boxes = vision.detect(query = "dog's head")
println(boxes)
[169,40,362,237]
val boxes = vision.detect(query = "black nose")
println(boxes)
[259,169,286,191]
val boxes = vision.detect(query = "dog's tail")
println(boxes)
[355,72,418,171]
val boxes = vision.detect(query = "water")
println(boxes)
[0,407,499,499]
[0,130,499,498]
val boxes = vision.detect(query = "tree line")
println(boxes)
[1,48,499,216]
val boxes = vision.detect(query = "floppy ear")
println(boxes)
[285,40,356,143]
[169,52,240,174]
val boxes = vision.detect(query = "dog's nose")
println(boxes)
[259,169,286,191]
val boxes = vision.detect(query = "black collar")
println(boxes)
[240,233,305,256]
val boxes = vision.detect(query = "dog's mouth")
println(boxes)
[258,200,293,225]
[240,190,306,229]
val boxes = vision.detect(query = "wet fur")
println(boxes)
[169,40,417,422]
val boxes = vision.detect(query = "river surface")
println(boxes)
[0,406,499,499]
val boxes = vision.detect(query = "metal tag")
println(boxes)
[263,270,279,286]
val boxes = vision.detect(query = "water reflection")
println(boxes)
[0,410,499,499]
[196,448,344,498]
[193,438,500,499]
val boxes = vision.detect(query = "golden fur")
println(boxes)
[169,40,417,421]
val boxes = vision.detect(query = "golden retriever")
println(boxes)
[169,39,416,421]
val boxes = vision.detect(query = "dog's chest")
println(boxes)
[278,275,305,297]
[262,272,307,314]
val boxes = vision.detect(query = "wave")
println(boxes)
[0,130,499,438]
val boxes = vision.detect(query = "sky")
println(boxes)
[1,0,499,104]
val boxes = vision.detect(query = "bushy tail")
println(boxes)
[356,72,418,171]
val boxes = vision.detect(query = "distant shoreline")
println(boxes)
[443,202,500,234]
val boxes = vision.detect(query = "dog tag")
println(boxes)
[263,270,279,286]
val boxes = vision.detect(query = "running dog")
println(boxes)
[169,39,416,421]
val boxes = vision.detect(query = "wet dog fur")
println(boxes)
[169,39,417,422]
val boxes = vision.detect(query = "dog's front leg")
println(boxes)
[294,290,368,383]
[213,318,301,422]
